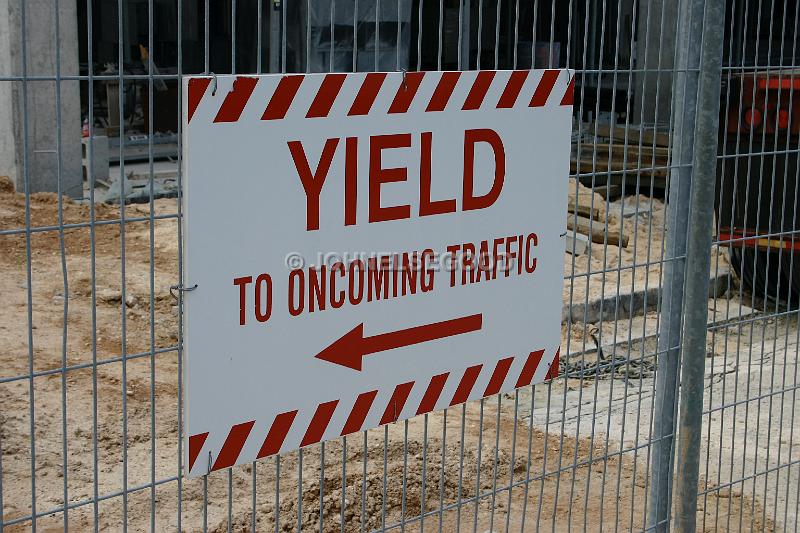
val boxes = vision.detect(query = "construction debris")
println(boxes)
[567,213,629,248]
[566,232,590,256]
[101,170,178,204]
[565,177,629,248]
[572,122,672,191]
[567,177,607,219]
[587,122,671,148]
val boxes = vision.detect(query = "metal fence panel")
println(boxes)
[701,1,800,532]
[0,0,798,531]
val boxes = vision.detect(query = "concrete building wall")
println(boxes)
[0,0,82,198]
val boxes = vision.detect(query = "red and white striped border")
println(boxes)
[186,69,574,125]
[187,347,560,475]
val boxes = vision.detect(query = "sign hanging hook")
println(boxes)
[170,283,198,300]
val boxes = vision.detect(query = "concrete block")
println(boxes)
[562,268,732,324]
[82,136,109,183]
[566,232,590,256]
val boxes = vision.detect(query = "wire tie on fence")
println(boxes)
[170,283,198,300]
[560,231,567,237]
[401,69,408,91]
[210,72,218,96]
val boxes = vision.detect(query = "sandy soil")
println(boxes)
[0,181,775,531]
[531,311,800,532]
[563,192,666,308]
[562,192,730,311]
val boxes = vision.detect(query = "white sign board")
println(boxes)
[183,69,573,476]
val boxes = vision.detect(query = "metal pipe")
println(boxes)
[673,0,725,530]
[648,0,701,528]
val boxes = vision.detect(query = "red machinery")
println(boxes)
[715,70,800,307]
[724,70,800,136]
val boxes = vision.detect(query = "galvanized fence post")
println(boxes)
[673,0,725,531]
[649,0,703,526]
[650,0,726,531]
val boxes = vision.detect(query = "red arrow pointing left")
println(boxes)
[315,313,483,371]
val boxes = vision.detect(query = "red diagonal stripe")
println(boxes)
[417,372,450,415]
[426,71,461,112]
[515,349,545,388]
[188,432,209,471]
[348,73,387,116]
[560,76,575,106]
[450,364,483,406]
[379,381,415,424]
[307,73,347,118]
[341,390,379,436]
[462,71,496,110]
[546,349,560,380]
[300,400,339,446]
[211,421,255,471]
[388,72,425,114]
[496,71,529,109]
[483,357,515,397]
[187,78,211,123]
[529,69,560,107]
[213,76,258,123]
[262,75,304,120]
[257,410,298,458]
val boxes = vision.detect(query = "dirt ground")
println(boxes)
[563,193,667,307]
[0,180,776,531]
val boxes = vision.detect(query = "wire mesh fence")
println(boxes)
[0,0,798,531]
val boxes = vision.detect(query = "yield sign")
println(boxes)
[183,69,572,476]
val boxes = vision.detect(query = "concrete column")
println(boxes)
[0,0,83,198]
[634,0,678,127]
